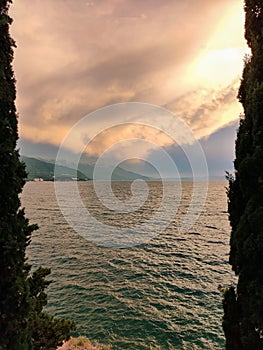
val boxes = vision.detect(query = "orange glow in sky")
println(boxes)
[10,0,248,156]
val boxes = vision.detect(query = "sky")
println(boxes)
[10,0,249,177]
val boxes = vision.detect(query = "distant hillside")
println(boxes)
[21,156,151,181]
[112,166,150,181]
[77,162,150,181]
[21,156,88,181]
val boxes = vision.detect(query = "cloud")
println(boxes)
[17,119,239,177]
[165,79,242,139]
[83,123,174,158]
[10,0,247,153]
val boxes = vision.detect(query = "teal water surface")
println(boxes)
[22,181,233,349]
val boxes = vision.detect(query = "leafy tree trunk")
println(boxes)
[223,1,263,349]
[0,0,37,349]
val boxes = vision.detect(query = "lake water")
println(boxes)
[22,181,234,350]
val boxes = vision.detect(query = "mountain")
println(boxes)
[112,166,150,181]
[77,162,150,181]
[21,156,88,181]
[21,156,151,181]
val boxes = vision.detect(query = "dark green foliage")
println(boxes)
[222,287,241,350]
[28,268,75,350]
[223,1,263,348]
[0,1,36,348]
[30,313,75,350]
[0,2,75,348]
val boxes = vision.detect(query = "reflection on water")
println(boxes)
[22,181,233,350]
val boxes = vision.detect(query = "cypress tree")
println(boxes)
[223,1,263,349]
[28,267,75,350]
[0,0,36,348]
[0,3,75,348]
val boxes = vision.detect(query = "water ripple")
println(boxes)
[22,181,233,349]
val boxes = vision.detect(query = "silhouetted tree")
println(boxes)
[223,1,263,349]
[28,268,75,350]
[0,1,75,348]
[0,0,36,347]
